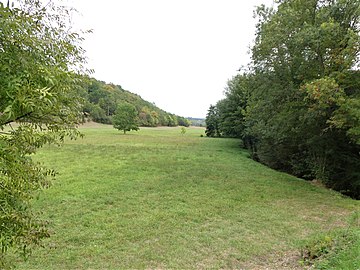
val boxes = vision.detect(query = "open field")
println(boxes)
[17,124,359,269]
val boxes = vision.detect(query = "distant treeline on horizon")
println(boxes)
[82,77,193,127]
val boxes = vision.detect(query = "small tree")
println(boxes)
[180,127,186,135]
[113,103,139,134]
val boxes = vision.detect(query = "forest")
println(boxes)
[206,0,360,198]
[82,78,190,127]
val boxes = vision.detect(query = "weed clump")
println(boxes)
[301,234,335,261]
[300,217,359,269]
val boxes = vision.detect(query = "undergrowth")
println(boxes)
[301,212,359,269]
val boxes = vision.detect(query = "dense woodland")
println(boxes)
[206,0,360,198]
[82,78,190,127]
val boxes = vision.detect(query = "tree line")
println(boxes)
[82,78,190,127]
[206,0,360,198]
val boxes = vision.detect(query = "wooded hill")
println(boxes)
[82,78,190,127]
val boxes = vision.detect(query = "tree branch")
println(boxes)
[0,111,33,126]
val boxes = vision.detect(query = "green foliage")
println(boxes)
[330,96,360,144]
[205,74,250,139]
[302,234,337,261]
[82,78,188,127]
[113,103,139,134]
[301,213,360,269]
[166,114,178,126]
[139,106,161,127]
[187,117,205,127]
[205,105,220,137]
[218,74,250,138]
[83,102,110,124]
[208,0,360,198]
[177,116,191,127]
[0,0,87,265]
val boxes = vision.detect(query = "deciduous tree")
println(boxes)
[0,0,88,266]
[113,103,140,134]
[208,0,360,198]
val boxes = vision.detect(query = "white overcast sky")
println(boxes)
[67,0,275,118]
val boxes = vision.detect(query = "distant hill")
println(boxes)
[82,77,190,127]
[187,117,205,127]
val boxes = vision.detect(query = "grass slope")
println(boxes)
[17,125,359,269]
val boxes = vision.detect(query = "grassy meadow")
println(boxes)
[17,124,359,269]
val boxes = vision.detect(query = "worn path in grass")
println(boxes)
[18,124,359,269]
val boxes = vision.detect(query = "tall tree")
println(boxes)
[113,103,140,134]
[0,0,88,266]
[249,0,359,193]
[247,0,360,196]
[208,0,360,197]
[217,74,250,138]
[205,105,220,137]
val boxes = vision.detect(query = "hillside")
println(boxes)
[17,126,359,269]
[82,77,190,127]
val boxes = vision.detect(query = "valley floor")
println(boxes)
[17,126,359,269]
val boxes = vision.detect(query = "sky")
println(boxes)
[68,0,275,118]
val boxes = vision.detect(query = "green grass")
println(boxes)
[300,210,359,269]
[16,124,359,269]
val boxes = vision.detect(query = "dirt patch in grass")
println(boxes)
[79,121,111,128]
[242,250,307,270]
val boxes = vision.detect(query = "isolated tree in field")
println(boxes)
[113,103,140,134]
[180,127,186,135]
[0,0,88,267]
